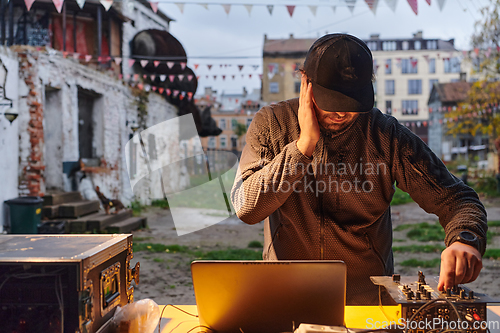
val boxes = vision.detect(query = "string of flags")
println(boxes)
[21,0,448,16]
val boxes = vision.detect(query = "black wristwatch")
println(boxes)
[451,230,480,250]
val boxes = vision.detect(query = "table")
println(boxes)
[158,305,500,333]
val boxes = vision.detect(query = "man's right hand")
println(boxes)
[297,75,320,158]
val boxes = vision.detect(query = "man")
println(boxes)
[231,33,487,305]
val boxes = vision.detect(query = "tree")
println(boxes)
[445,0,500,182]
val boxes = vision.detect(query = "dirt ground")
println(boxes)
[130,197,500,306]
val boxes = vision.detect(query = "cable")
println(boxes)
[186,325,215,333]
[158,304,199,333]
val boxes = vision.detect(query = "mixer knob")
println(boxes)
[446,288,452,297]
[416,291,421,300]
[469,291,474,299]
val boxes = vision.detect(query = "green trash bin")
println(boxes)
[5,196,44,234]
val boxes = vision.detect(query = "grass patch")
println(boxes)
[406,222,445,242]
[393,245,445,253]
[393,239,406,242]
[129,200,145,216]
[400,258,441,268]
[133,243,190,253]
[248,240,263,248]
[133,237,153,242]
[195,248,262,260]
[488,220,500,227]
[393,224,419,232]
[153,258,164,263]
[151,199,170,209]
[391,187,414,206]
[484,248,500,259]
[487,230,498,244]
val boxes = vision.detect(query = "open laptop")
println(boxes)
[191,260,346,333]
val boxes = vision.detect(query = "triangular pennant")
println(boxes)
[187,75,193,81]
[152,86,157,91]
[199,3,208,10]
[180,62,186,70]
[52,0,64,13]
[423,55,429,62]
[166,88,171,96]
[100,0,113,11]
[252,65,259,70]
[207,64,212,70]
[140,60,148,67]
[179,92,184,100]
[345,0,356,13]
[222,75,226,80]
[62,51,68,58]
[232,75,235,80]
[158,87,164,94]
[143,74,147,79]
[222,4,231,15]
[160,74,166,81]
[268,72,275,80]
[308,5,317,16]
[150,75,156,81]
[128,59,135,67]
[437,0,446,11]
[286,5,295,17]
[259,74,263,80]
[133,74,139,81]
[244,4,252,15]
[175,3,184,13]
[249,74,252,78]
[119,74,123,79]
[114,57,122,65]
[149,1,158,13]
[173,90,180,97]
[384,0,397,12]
[169,75,175,82]
[167,61,174,69]
[213,75,217,80]
[238,65,244,71]
[178,74,184,81]
[187,92,193,100]
[24,0,35,10]
[137,83,144,90]
[153,60,160,67]
[407,0,417,15]
[364,0,379,14]
[125,74,130,80]
[76,0,85,8]
[267,5,273,15]
[85,55,92,62]
[73,53,80,60]
[425,0,431,5]
[194,64,199,70]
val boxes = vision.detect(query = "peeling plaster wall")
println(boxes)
[0,47,19,232]
[16,48,180,207]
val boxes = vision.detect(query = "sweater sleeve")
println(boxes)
[391,122,488,255]
[231,107,313,224]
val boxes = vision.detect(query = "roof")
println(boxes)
[434,82,472,103]
[263,37,316,56]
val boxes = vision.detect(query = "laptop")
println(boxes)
[191,260,346,333]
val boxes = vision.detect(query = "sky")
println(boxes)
[156,0,492,96]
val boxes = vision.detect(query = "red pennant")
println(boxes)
[197,76,200,80]
[166,89,171,96]
[133,74,139,81]
[149,1,158,13]
[119,74,123,79]
[425,0,431,4]
[187,75,193,81]
[213,75,217,80]
[62,51,68,58]
[286,5,295,17]
[85,55,92,62]
[158,87,164,94]
[143,74,147,79]
[187,92,193,100]
[137,83,144,90]
[232,75,235,80]
[169,75,175,82]
[173,90,180,97]
[152,86,157,92]
[194,64,199,70]
[179,92,184,100]
[207,64,213,70]
[222,75,226,80]
[150,75,156,81]
[407,0,417,15]
[238,65,244,71]
[180,62,186,70]
[249,74,252,79]
[154,60,160,67]
[53,0,64,13]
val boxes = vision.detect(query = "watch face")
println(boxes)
[459,231,477,242]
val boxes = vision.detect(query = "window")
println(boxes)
[444,57,461,73]
[385,80,395,95]
[246,118,252,128]
[208,137,216,148]
[402,58,418,74]
[269,82,279,94]
[414,40,421,50]
[427,40,437,50]
[385,100,392,115]
[367,41,378,51]
[429,79,439,92]
[402,41,409,50]
[231,135,238,149]
[231,119,238,130]
[294,81,301,93]
[382,41,397,51]
[429,58,436,74]
[402,100,418,115]
[219,135,227,148]
[408,79,422,95]
[219,118,226,130]
[385,59,392,74]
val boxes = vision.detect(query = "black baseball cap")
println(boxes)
[303,33,374,113]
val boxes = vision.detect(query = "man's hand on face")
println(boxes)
[297,75,320,158]
[438,242,482,291]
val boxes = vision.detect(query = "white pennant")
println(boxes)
[267,5,274,15]
[384,0,397,12]
[175,2,184,13]
[24,0,35,10]
[199,3,209,10]
[167,61,175,69]
[53,0,64,13]
[308,5,317,16]
[149,1,158,13]
[222,4,231,15]
[178,74,184,81]
[437,0,446,11]
[160,75,166,81]
[140,60,148,67]
[243,4,253,15]
[100,0,113,11]
[365,0,379,14]
[76,0,86,9]
[267,72,275,80]
[345,0,357,13]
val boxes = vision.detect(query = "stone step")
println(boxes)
[86,210,133,232]
[106,217,147,233]
[67,219,88,233]
[43,192,82,206]
[59,200,100,218]
[38,220,69,234]
[42,205,60,219]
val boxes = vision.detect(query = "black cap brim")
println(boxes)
[312,81,374,113]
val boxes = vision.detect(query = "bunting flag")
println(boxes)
[180,62,187,69]
[175,3,184,13]
[152,86,157,91]
[345,0,357,13]
[158,87,164,94]
[384,0,397,12]
[243,4,252,15]
[76,0,86,9]
[437,0,446,10]
[267,5,273,15]
[423,55,429,62]
[128,59,135,67]
[140,60,148,67]
[100,0,113,11]
[425,0,431,5]
[62,51,68,58]
[178,74,184,81]
[133,74,139,81]
[160,74,166,81]
[308,5,317,16]
[286,5,295,17]
[222,4,231,15]
[407,0,417,15]
[252,65,259,70]
[364,0,378,14]
[52,0,64,12]
[85,55,92,62]
[143,74,147,79]
[149,1,158,13]
[332,6,336,13]
[207,64,212,70]
[169,75,175,82]
[73,53,80,60]
[187,75,193,81]
[164,61,173,69]
[166,88,171,96]
[222,75,226,80]
[232,75,235,80]
[151,75,156,81]
[194,64,199,70]
[187,92,193,100]
[238,65,244,71]
[199,3,208,9]
[114,57,122,65]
